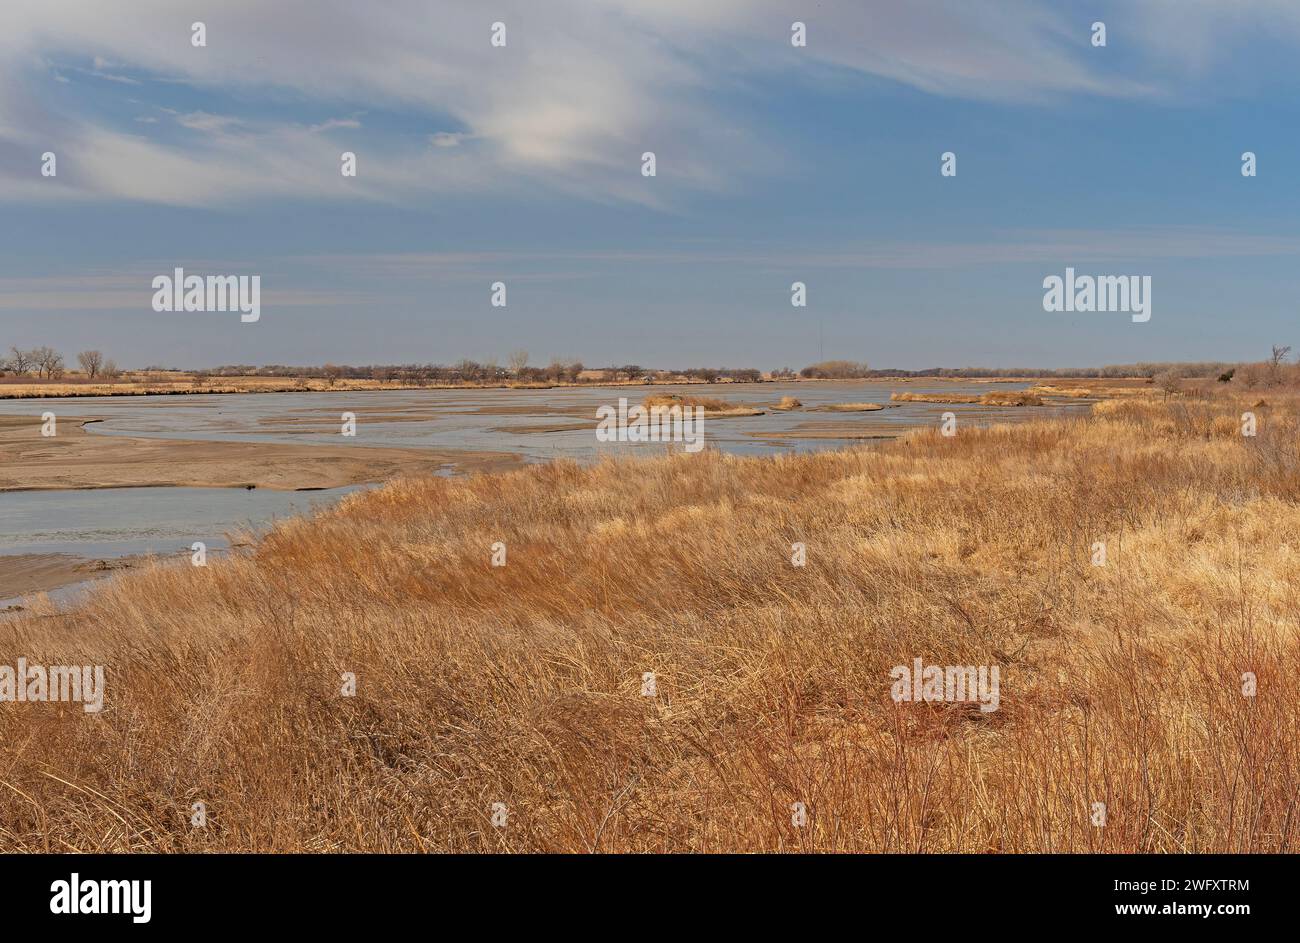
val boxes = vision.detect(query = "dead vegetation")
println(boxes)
[2,392,1298,852]
[891,391,1045,406]
[641,393,764,416]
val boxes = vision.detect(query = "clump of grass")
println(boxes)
[1028,384,1156,399]
[891,392,980,404]
[641,393,761,416]
[891,391,1042,406]
[978,391,1043,407]
[643,393,731,411]
[2,394,1299,852]
[771,396,802,410]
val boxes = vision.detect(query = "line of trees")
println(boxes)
[800,360,873,379]
[1,346,119,380]
[202,357,766,385]
[1211,345,1300,390]
[205,357,586,385]
[8,347,1292,387]
[850,362,1240,380]
[249,353,1300,384]
[807,359,1300,386]
[1074,349,1298,391]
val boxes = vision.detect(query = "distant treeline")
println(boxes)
[870,362,1240,379]
[1,345,118,380]
[201,361,764,384]
[186,359,1244,383]
[797,360,1240,380]
[204,360,584,384]
[37,355,1270,385]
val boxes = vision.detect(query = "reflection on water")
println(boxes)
[0,486,361,557]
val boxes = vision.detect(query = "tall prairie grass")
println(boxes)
[1,393,1298,852]
[891,391,1045,406]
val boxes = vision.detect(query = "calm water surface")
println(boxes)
[0,486,361,557]
[0,382,1087,563]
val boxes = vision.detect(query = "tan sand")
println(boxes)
[0,415,522,492]
[0,553,144,603]
[807,402,888,412]
[493,421,597,434]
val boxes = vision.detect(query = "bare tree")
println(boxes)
[1269,344,1292,385]
[1154,369,1181,399]
[101,359,121,380]
[508,349,529,376]
[32,346,64,379]
[8,346,33,375]
[77,349,104,378]
[323,363,344,387]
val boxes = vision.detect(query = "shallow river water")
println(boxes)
[0,381,1087,564]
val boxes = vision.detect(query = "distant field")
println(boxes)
[2,388,1296,852]
[0,373,561,398]
[0,372,1159,399]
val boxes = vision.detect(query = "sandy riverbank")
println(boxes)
[0,414,522,602]
[0,553,146,604]
[0,415,523,492]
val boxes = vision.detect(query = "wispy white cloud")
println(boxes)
[300,228,1300,276]
[175,111,244,133]
[1,1,1297,207]
[8,226,1295,319]
[429,131,469,148]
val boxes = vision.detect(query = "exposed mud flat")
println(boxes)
[0,415,522,492]
[0,552,143,604]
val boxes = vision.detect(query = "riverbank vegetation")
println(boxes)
[2,389,1297,851]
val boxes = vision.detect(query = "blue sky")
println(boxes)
[2,0,1299,370]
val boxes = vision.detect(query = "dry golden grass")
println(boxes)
[978,391,1044,407]
[1027,384,1157,399]
[891,391,981,403]
[2,393,1299,852]
[891,391,1043,406]
[641,393,763,416]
